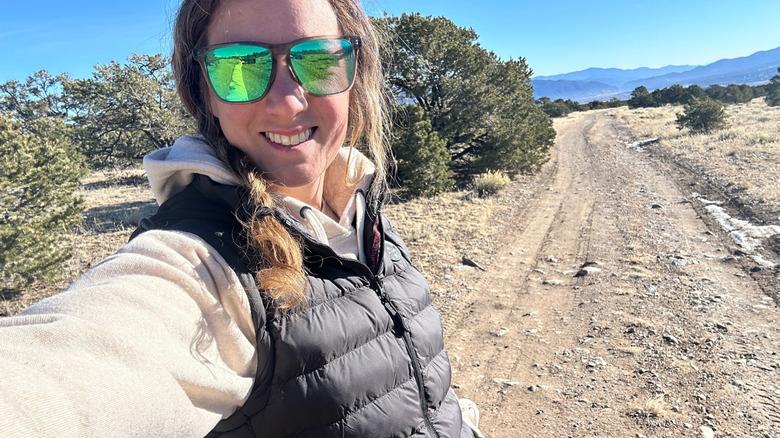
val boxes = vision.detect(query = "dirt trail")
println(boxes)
[440,111,780,437]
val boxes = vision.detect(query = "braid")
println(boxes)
[241,168,308,311]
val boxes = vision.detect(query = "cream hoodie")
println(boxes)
[0,136,374,437]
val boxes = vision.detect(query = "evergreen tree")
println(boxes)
[64,54,194,168]
[0,115,86,288]
[0,70,72,136]
[675,97,729,134]
[628,86,654,108]
[391,105,454,197]
[376,14,554,188]
[766,67,780,107]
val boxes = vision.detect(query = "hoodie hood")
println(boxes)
[143,136,376,261]
[144,136,241,205]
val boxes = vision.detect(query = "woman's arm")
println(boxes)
[0,230,257,436]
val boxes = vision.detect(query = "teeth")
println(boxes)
[265,128,313,146]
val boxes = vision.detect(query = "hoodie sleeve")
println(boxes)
[0,230,257,437]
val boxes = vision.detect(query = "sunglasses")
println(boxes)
[194,35,361,104]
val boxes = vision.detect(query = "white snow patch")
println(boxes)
[625,138,659,149]
[699,201,780,253]
[752,254,778,269]
[691,192,722,206]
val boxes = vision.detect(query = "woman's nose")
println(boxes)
[262,57,308,116]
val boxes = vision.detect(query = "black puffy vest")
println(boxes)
[133,176,470,437]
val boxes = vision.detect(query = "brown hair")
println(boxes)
[172,0,389,310]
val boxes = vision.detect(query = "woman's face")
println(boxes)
[206,0,349,205]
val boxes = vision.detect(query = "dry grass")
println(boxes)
[627,317,656,329]
[384,189,505,281]
[613,288,637,296]
[610,98,780,211]
[639,394,670,418]
[77,168,157,233]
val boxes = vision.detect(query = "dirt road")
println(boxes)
[431,111,780,437]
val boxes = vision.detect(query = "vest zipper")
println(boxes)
[297,216,442,437]
[373,276,440,438]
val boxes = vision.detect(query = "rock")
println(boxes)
[575,266,602,277]
[461,256,487,271]
[663,335,680,344]
[586,357,608,368]
[700,426,714,438]
[492,378,521,386]
[543,279,564,285]
[494,327,510,337]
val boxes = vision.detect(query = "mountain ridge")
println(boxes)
[532,46,780,102]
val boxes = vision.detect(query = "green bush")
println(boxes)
[766,67,780,107]
[473,170,510,197]
[376,14,554,185]
[392,105,454,197]
[0,115,86,289]
[675,97,729,134]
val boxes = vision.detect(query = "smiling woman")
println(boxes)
[0,0,483,436]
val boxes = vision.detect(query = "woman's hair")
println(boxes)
[172,0,389,310]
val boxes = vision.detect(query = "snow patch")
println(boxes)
[696,195,780,257]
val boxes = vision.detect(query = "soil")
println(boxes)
[387,110,780,438]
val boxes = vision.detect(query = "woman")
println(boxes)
[0,0,483,436]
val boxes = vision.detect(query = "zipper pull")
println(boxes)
[372,276,408,333]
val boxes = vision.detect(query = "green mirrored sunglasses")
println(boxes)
[193,35,361,103]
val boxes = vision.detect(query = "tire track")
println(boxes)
[444,114,600,435]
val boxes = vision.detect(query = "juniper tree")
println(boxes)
[766,67,780,107]
[64,54,194,168]
[675,97,729,134]
[375,14,554,191]
[391,104,454,197]
[0,116,86,289]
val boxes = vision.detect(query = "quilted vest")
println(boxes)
[133,176,470,438]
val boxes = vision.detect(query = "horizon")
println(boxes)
[1,1,779,82]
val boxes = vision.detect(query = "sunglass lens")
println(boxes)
[290,39,356,96]
[205,45,273,102]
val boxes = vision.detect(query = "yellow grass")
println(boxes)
[640,394,669,417]
[609,98,780,210]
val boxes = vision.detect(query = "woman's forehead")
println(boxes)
[207,0,339,45]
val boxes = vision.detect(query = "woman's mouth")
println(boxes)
[264,128,315,146]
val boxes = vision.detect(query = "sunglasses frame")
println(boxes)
[193,35,362,104]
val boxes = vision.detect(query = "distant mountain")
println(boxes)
[532,46,780,103]
[538,65,696,85]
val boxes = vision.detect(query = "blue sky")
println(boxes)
[1,0,779,83]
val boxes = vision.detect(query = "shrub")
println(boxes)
[392,105,454,197]
[766,67,780,107]
[0,115,86,289]
[675,97,729,134]
[473,170,510,196]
